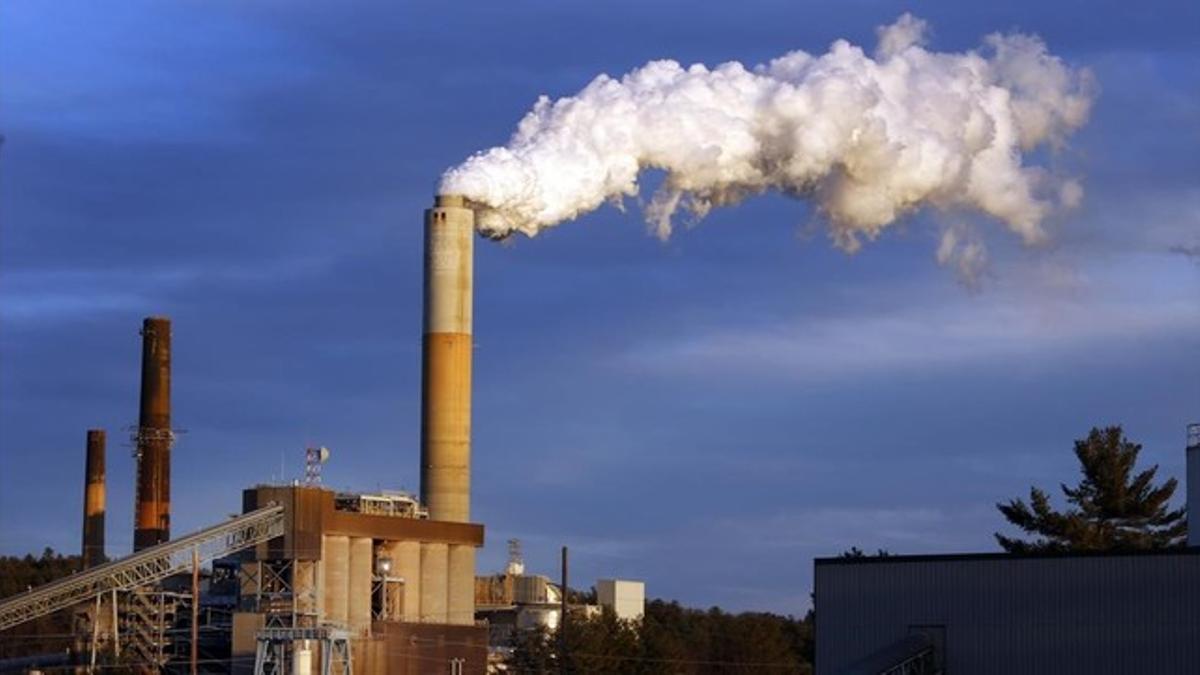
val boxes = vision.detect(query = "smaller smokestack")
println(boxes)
[134,316,172,551]
[1188,423,1199,548]
[82,429,106,569]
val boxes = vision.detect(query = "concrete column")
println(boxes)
[323,535,349,626]
[386,541,421,622]
[419,542,448,624]
[316,538,327,620]
[447,544,476,626]
[348,537,373,633]
[421,195,474,523]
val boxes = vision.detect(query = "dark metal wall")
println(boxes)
[815,551,1200,675]
[372,621,488,675]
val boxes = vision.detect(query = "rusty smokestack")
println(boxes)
[81,429,106,568]
[134,316,172,551]
[421,195,474,523]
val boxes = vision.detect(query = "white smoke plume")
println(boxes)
[440,14,1094,252]
[937,224,989,289]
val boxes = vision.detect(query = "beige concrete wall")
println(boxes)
[419,542,449,623]
[231,612,264,675]
[448,544,476,626]
[596,579,645,620]
[323,534,350,626]
[348,537,373,633]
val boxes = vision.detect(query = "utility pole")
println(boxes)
[111,588,120,659]
[191,546,199,675]
[559,545,568,675]
[89,594,101,673]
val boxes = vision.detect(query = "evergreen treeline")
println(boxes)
[0,548,82,659]
[511,599,815,674]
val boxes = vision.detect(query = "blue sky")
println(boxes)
[1,0,1197,614]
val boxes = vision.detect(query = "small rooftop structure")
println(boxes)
[333,489,427,519]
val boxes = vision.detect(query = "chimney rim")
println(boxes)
[434,194,466,208]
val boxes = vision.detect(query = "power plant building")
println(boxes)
[474,544,647,649]
[231,485,487,674]
[228,196,489,673]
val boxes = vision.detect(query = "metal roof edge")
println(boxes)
[814,546,1200,566]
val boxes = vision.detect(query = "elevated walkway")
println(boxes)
[0,504,284,631]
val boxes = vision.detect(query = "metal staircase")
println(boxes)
[838,633,942,675]
[0,504,284,631]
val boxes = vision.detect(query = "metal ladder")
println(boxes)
[0,504,285,631]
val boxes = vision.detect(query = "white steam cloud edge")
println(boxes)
[440,14,1094,259]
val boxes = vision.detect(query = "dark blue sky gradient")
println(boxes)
[1,1,1198,613]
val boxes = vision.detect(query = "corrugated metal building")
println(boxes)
[814,548,1200,675]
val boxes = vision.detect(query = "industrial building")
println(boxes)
[473,541,646,649]
[595,580,645,622]
[814,424,1200,675]
[0,195,491,674]
[230,485,486,673]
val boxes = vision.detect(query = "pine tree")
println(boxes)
[995,426,1187,552]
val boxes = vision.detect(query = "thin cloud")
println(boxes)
[1169,243,1200,260]
[619,263,1199,380]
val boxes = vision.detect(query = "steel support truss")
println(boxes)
[0,504,284,631]
[240,559,319,629]
[253,626,352,675]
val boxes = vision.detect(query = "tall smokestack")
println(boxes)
[421,195,474,523]
[134,316,172,551]
[1188,423,1199,548]
[81,429,106,569]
